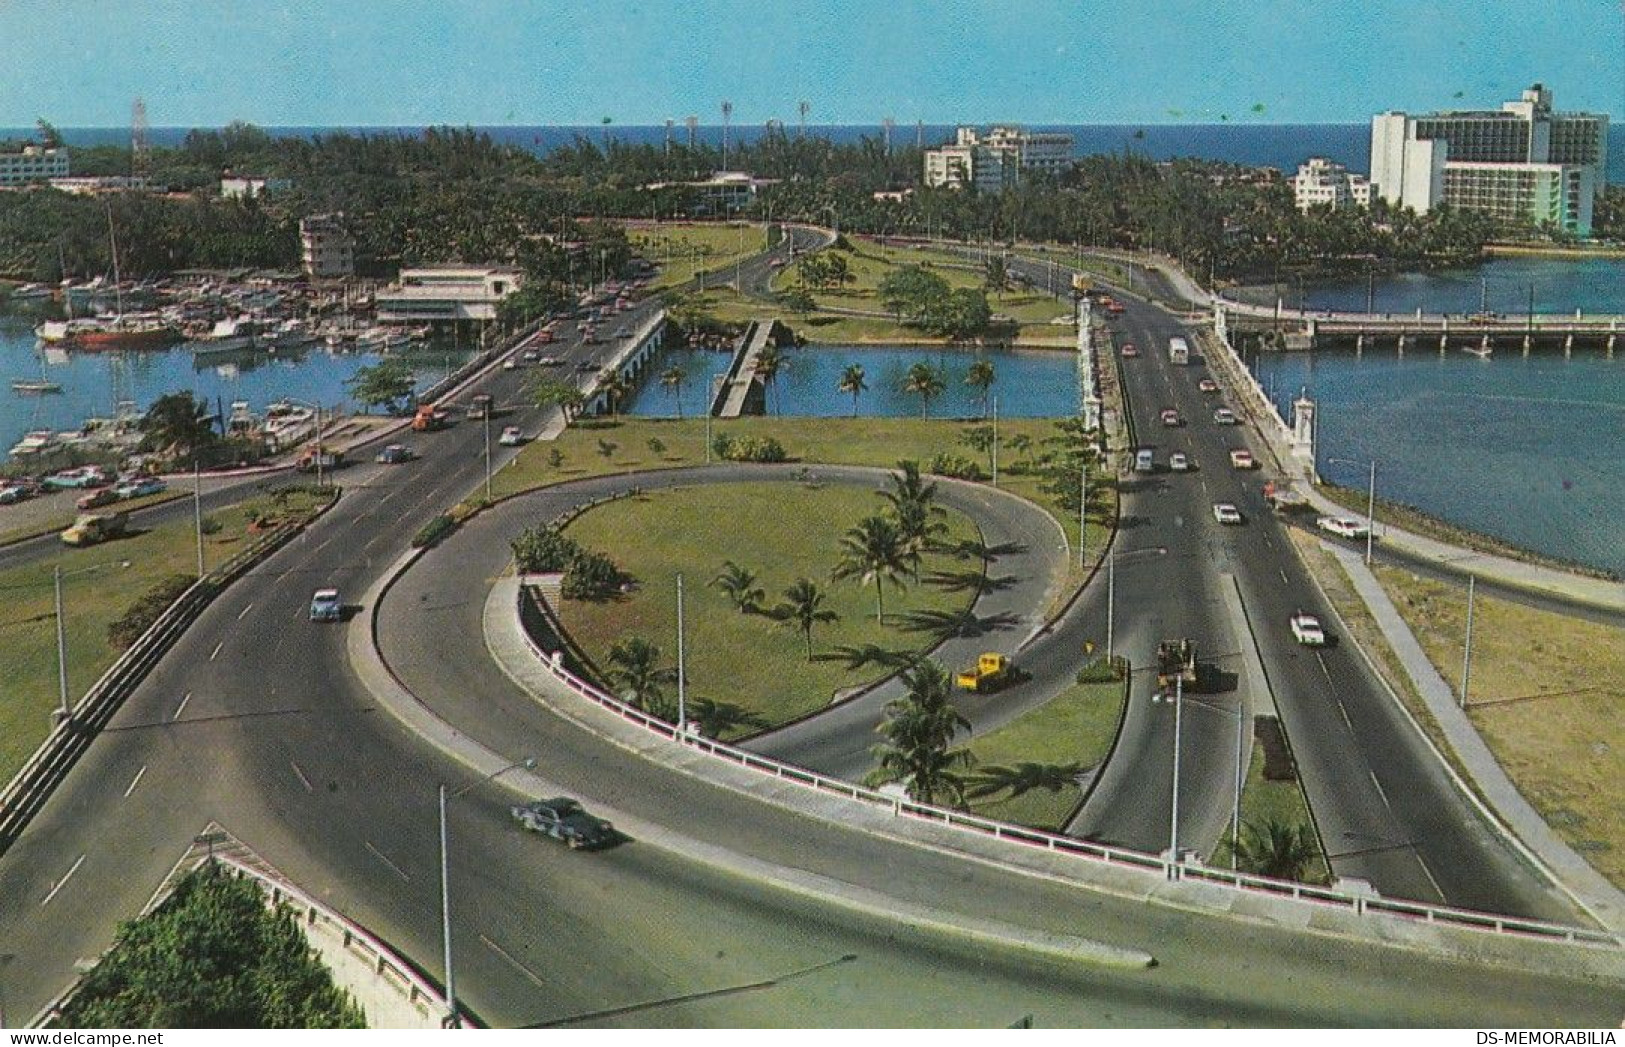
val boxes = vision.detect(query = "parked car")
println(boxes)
[1169,453,1190,472]
[309,588,343,623]
[1212,503,1244,525]
[498,426,525,447]
[510,797,615,850]
[114,477,167,499]
[1213,407,1238,425]
[44,466,109,490]
[1198,378,1219,394]
[0,484,34,504]
[376,444,415,465]
[1290,613,1327,646]
[1317,516,1370,539]
[1229,449,1256,469]
[77,488,121,510]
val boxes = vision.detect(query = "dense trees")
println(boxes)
[344,359,416,414]
[870,659,975,807]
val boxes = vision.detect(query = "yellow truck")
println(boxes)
[956,652,1012,693]
[61,511,128,547]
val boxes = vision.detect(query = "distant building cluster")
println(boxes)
[299,213,356,279]
[1292,158,1371,211]
[0,145,69,187]
[923,126,1074,190]
[1294,84,1609,236]
[375,265,523,323]
[47,176,158,196]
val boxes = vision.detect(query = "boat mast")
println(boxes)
[104,202,125,325]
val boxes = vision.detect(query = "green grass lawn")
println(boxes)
[555,482,981,734]
[629,222,769,291]
[0,488,331,783]
[0,490,189,549]
[1209,740,1332,885]
[955,677,1127,831]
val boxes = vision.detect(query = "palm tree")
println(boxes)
[870,660,974,807]
[606,636,677,716]
[597,369,631,418]
[837,363,868,417]
[659,364,688,419]
[770,577,839,660]
[966,762,1085,800]
[882,460,947,578]
[1233,819,1320,882]
[901,362,946,418]
[753,343,785,415]
[831,514,909,624]
[966,358,996,418]
[686,697,769,739]
[709,560,764,614]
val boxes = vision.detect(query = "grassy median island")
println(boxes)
[629,221,770,291]
[1371,563,1625,889]
[555,481,982,734]
[953,677,1128,831]
[0,486,332,784]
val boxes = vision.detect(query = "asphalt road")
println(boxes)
[0,238,1613,1028]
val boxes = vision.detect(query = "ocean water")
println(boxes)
[1250,348,1625,574]
[1241,256,1625,316]
[622,344,1080,419]
[13,123,1624,182]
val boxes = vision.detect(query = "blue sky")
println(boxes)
[3,0,1621,127]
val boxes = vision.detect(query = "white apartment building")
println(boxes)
[1292,157,1373,211]
[1369,84,1608,234]
[220,174,292,199]
[923,125,1074,190]
[0,146,69,186]
[375,265,523,323]
[47,175,154,195]
[299,213,355,279]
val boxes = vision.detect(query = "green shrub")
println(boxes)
[512,525,579,573]
[109,574,196,650]
[714,434,788,463]
[413,513,458,549]
[1076,657,1124,684]
[927,453,987,481]
[562,549,626,600]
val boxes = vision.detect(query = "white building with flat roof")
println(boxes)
[220,174,291,199]
[299,213,355,279]
[1369,84,1608,234]
[375,265,523,323]
[0,146,69,186]
[923,125,1073,190]
[1292,157,1373,211]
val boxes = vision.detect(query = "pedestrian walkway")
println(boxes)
[1323,542,1625,933]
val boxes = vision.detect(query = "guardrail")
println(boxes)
[0,499,338,854]
[511,585,1620,950]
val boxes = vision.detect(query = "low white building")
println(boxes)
[643,171,777,215]
[923,125,1073,190]
[48,175,155,196]
[220,173,291,199]
[1292,157,1373,211]
[0,145,69,187]
[374,265,523,323]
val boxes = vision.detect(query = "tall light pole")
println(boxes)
[1323,454,1378,566]
[990,395,999,487]
[439,755,536,1026]
[483,406,492,501]
[193,458,205,578]
[1460,574,1476,709]
[1078,464,1087,568]
[676,573,687,735]
[1168,673,1184,875]
[1105,552,1114,665]
[53,566,69,724]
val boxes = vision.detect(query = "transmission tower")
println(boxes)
[882,116,895,153]
[130,97,149,176]
[664,118,674,154]
[685,115,698,150]
[916,119,923,149]
[798,100,809,138]
[721,100,733,169]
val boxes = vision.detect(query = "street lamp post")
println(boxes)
[483,407,492,501]
[193,459,205,578]
[676,573,687,735]
[990,395,999,487]
[1460,574,1476,709]
[438,755,536,1026]
[1323,454,1378,566]
[1168,673,1184,876]
[53,566,69,724]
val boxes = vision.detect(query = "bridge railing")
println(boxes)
[510,587,1620,950]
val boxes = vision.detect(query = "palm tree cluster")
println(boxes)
[870,660,975,807]
[606,636,679,721]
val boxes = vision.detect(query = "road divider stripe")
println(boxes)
[364,840,410,882]
[173,692,192,720]
[41,853,85,906]
[122,765,146,798]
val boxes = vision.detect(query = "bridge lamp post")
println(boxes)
[439,755,537,1026]
[1104,546,1167,667]
[50,558,133,726]
[1323,454,1377,566]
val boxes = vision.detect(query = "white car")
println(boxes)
[498,426,525,446]
[1290,613,1327,646]
[1213,503,1243,525]
[1213,407,1238,425]
[1317,516,1370,539]
[1169,453,1190,472]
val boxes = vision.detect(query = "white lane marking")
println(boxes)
[1414,853,1446,902]
[1337,698,1353,730]
[364,841,411,882]
[236,603,254,621]
[41,854,86,906]
[209,641,224,661]
[378,489,397,505]
[173,692,192,720]
[1315,652,1334,681]
[481,934,549,988]
[289,760,314,793]
[123,765,147,798]
[1368,770,1392,809]
[312,537,333,554]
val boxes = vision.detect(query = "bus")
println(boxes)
[1168,337,1190,364]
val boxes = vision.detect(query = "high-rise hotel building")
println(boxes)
[1370,85,1608,235]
